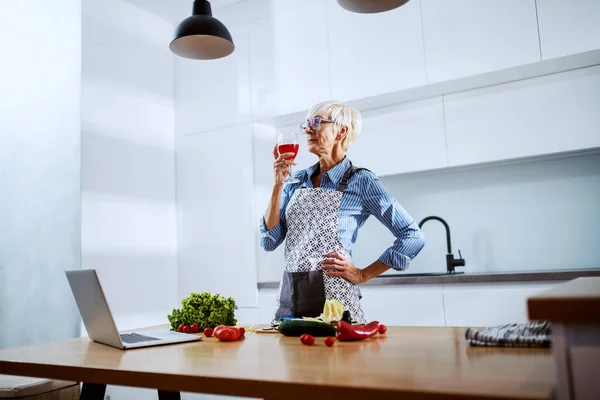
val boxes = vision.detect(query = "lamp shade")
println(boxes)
[337,0,410,14]
[170,0,234,60]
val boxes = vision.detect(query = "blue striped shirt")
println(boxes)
[259,157,425,271]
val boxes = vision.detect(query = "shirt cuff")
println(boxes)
[378,250,412,271]
[260,217,283,242]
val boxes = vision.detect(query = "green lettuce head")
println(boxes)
[167,292,237,331]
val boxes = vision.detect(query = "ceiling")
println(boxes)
[126,0,245,23]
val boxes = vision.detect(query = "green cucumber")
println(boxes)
[277,320,336,337]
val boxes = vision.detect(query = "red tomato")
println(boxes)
[190,324,199,333]
[204,327,214,337]
[230,327,241,341]
[217,327,241,342]
[213,325,226,339]
[378,324,387,335]
[218,328,232,341]
[304,335,315,346]
[182,325,190,334]
[239,327,245,337]
[300,334,309,344]
[324,336,335,347]
[177,324,185,333]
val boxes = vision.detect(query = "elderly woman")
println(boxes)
[260,101,425,323]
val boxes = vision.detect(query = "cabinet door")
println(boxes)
[176,124,258,308]
[347,97,447,176]
[421,0,540,83]
[258,289,279,324]
[537,0,600,59]
[444,65,600,167]
[359,286,445,326]
[326,0,426,101]
[443,282,560,327]
[175,25,251,135]
[249,1,330,118]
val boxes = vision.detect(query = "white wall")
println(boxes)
[80,1,181,399]
[0,0,82,349]
[81,0,177,333]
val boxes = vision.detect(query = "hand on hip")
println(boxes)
[321,252,365,285]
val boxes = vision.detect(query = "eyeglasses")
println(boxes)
[300,116,335,133]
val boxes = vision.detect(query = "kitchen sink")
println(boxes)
[377,272,465,278]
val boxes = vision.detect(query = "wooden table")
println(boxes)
[528,277,600,400]
[0,326,554,400]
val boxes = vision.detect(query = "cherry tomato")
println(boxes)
[204,327,214,337]
[190,324,199,333]
[177,324,185,333]
[239,327,245,337]
[300,334,309,344]
[182,325,190,334]
[304,335,315,346]
[324,336,335,347]
[378,324,387,334]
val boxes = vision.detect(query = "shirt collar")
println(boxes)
[305,156,351,186]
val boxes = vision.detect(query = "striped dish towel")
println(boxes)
[465,321,551,347]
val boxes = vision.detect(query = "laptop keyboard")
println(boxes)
[120,332,160,344]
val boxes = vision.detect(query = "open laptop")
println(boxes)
[65,269,201,349]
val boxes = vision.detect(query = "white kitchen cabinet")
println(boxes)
[258,289,279,324]
[537,0,600,60]
[249,1,330,118]
[326,0,426,101]
[176,124,258,308]
[443,282,561,327]
[258,285,445,326]
[234,307,260,326]
[444,65,600,167]
[421,0,540,83]
[347,97,447,176]
[359,285,445,326]
[175,24,251,135]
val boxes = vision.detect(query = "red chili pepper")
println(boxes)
[336,320,380,341]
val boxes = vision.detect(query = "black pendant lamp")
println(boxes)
[337,0,410,14]
[170,0,234,60]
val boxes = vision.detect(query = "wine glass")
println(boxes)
[277,132,300,184]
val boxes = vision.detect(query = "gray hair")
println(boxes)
[306,101,362,151]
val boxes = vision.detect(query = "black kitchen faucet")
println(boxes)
[418,216,466,274]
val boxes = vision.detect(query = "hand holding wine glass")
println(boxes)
[274,132,300,184]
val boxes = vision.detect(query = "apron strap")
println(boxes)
[336,162,355,192]
[337,162,372,192]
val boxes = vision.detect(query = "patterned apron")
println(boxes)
[273,163,366,324]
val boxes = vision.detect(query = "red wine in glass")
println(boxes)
[277,132,300,184]
[277,143,299,159]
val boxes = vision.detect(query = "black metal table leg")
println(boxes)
[80,383,107,400]
[158,390,181,400]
